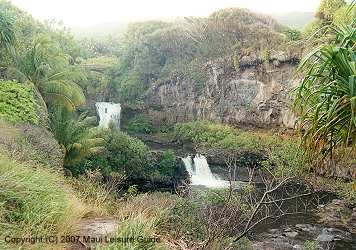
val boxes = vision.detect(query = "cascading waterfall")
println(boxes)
[182,154,228,188]
[95,102,122,129]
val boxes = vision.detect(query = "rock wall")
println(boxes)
[144,54,299,128]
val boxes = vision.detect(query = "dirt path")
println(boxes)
[66,217,118,250]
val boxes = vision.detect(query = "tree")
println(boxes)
[294,21,356,160]
[12,36,86,110]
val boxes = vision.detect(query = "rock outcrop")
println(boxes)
[0,121,64,168]
[144,53,299,128]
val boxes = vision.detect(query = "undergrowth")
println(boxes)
[0,156,87,249]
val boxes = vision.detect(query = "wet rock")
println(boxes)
[317,199,356,234]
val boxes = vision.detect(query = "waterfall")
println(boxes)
[95,102,122,129]
[182,154,228,188]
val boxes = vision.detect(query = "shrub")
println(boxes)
[68,129,150,179]
[107,130,151,178]
[158,150,176,177]
[125,114,154,134]
[174,121,236,145]
[0,81,38,124]
[161,198,206,242]
[124,185,139,199]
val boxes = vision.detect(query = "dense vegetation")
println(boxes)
[97,8,301,105]
[0,156,87,249]
[0,80,38,124]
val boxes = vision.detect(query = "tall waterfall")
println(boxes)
[182,154,228,188]
[95,102,122,129]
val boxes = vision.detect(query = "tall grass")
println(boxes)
[97,214,166,250]
[97,193,177,250]
[0,156,87,249]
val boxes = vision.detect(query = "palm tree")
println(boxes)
[13,36,86,111]
[50,105,105,167]
[293,20,356,159]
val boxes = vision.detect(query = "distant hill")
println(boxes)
[271,12,314,29]
[71,11,315,38]
[71,22,129,38]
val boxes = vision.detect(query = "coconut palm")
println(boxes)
[293,20,356,159]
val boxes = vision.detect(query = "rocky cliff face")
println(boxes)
[144,53,299,128]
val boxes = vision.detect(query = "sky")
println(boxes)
[10,0,322,27]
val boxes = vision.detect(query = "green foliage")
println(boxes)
[0,8,15,50]
[303,19,323,37]
[303,240,318,250]
[261,136,310,177]
[282,28,302,41]
[175,121,264,151]
[107,130,150,177]
[125,114,154,134]
[175,121,310,177]
[175,121,237,145]
[105,8,289,105]
[158,150,176,177]
[294,22,356,160]
[263,48,270,67]
[12,36,86,110]
[68,129,151,179]
[0,1,86,111]
[124,185,139,199]
[98,214,166,250]
[49,105,104,167]
[81,56,119,67]
[0,80,38,124]
[162,198,206,241]
[0,157,84,242]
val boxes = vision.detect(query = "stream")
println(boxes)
[96,102,356,249]
[146,138,356,249]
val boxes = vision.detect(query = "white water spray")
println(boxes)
[182,154,228,188]
[95,102,121,129]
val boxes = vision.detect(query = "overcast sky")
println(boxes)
[10,0,322,27]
